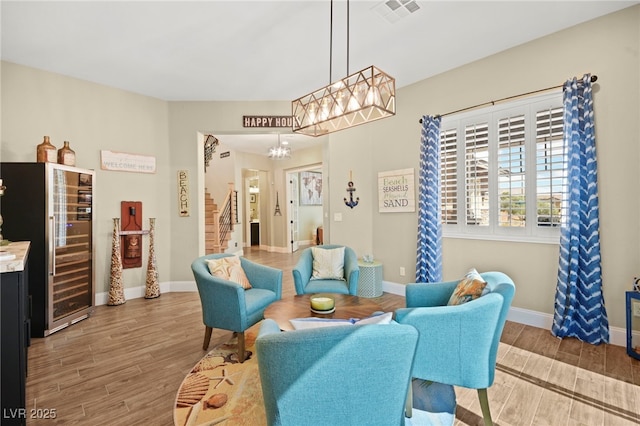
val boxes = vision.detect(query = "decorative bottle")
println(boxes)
[57,141,76,166]
[144,218,160,299]
[108,218,126,306]
[36,136,57,163]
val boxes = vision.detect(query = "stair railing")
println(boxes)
[207,183,238,253]
[218,183,235,246]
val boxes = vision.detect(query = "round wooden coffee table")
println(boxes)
[264,293,383,331]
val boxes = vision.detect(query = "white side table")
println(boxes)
[357,259,383,298]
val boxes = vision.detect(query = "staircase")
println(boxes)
[204,192,221,253]
[205,184,237,254]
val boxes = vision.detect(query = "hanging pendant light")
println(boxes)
[268,133,291,160]
[292,0,396,137]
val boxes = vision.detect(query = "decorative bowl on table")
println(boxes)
[310,295,335,314]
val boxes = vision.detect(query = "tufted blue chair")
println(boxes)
[255,319,419,426]
[191,253,282,362]
[292,244,359,295]
[395,271,516,426]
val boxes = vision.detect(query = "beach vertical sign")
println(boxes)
[178,170,190,217]
[378,168,415,213]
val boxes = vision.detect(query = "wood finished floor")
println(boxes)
[25,246,640,425]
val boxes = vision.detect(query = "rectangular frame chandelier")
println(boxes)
[292,65,396,137]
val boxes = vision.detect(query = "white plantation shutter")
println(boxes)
[440,128,458,224]
[464,122,489,226]
[497,114,526,227]
[535,106,566,227]
[439,91,564,242]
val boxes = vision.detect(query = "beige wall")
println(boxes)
[1,6,638,330]
[0,62,172,300]
[166,101,327,280]
[299,204,323,244]
[325,6,640,329]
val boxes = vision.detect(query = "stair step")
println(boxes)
[204,187,234,255]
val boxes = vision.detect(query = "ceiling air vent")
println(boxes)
[373,0,421,23]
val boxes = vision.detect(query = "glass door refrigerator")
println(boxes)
[0,162,95,336]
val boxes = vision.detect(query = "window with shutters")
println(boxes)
[440,92,565,243]
[535,107,566,228]
[497,114,526,228]
[465,122,490,226]
[440,128,458,224]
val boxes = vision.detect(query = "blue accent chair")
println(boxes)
[191,253,282,362]
[255,319,419,426]
[395,271,516,426]
[292,244,360,295]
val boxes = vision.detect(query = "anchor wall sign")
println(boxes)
[344,171,359,209]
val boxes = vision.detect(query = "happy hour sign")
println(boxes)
[378,168,415,213]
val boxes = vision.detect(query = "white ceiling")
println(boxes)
[2,0,636,155]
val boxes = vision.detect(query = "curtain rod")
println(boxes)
[418,74,598,124]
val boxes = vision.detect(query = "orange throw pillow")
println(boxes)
[447,268,487,306]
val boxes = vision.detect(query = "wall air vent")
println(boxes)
[372,0,421,23]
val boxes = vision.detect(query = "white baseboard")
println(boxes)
[262,244,290,254]
[383,280,407,297]
[95,281,196,306]
[383,280,627,347]
[96,280,628,348]
[169,281,198,292]
[507,306,627,347]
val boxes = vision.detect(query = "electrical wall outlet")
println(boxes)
[633,301,640,317]
[399,267,406,276]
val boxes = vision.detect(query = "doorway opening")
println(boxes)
[286,165,323,253]
[244,169,268,249]
[200,131,324,255]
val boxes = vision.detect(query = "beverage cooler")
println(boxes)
[0,162,95,336]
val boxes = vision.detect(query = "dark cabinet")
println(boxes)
[1,242,30,425]
[626,291,640,360]
[0,163,94,337]
[251,222,260,246]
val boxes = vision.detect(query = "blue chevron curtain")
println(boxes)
[551,74,609,344]
[416,115,443,283]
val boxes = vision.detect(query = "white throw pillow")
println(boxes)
[205,256,252,289]
[310,246,345,280]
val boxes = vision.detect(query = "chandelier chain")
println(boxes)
[347,0,349,76]
[329,0,333,83]
[291,0,395,136]
[329,0,350,83]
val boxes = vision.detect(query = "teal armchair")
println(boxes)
[255,319,419,426]
[191,253,282,362]
[394,271,515,426]
[292,244,359,295]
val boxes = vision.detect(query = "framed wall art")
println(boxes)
[378,168,415,213]
[300,171,322,205]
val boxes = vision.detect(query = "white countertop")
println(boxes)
[0,241,30,273]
